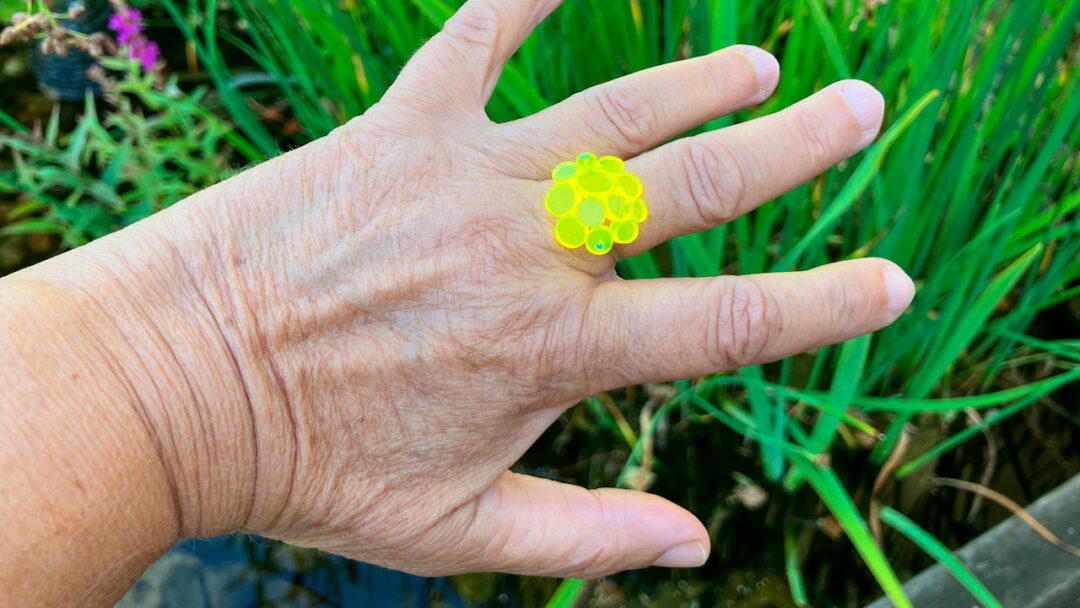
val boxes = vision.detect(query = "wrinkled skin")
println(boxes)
[2,0,914,595]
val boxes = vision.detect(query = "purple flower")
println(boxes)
[107,7,143,45]
[130,36,159,72]
[107,6,159,72]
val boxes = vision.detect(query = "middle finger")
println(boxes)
[617,80,884,258]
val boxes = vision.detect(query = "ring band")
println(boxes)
[545,153,648,255]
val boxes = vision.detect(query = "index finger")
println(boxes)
[392,0,564,116]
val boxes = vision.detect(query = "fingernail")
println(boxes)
[738,47,780,94]
[883,265,915,316]
[652,542,708,568]
[839,81,885,135]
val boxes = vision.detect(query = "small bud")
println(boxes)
[93,32,117,54]
[0,27,16,46]
[68,5,86,19]
[85,64,118,104]
[11,12,28,26]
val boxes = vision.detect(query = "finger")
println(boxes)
[502,45,779,172]
[583,259,913,390]
[452,472,709,578]
[618,80,884,257]
[392,0,564,115]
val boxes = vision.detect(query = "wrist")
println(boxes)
[9,232,257,537]
[9,154,311,537]
[0,276,179,604]
[8,132,350,545]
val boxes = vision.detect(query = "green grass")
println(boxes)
[3,0,1078,604]
[880,506,1002,608]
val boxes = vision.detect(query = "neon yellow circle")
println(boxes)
[545,184,576,216]
[554,217,587,248]
[585,227,614,255]
[552,162,577,183]
[578,171,613,194]
[599,156,625,173]
[577,153,598,166]
[618,173,643,199]
[631,199,648,222]
[612,220,639,244]
[605,195,630,221]
[578,198,605,226]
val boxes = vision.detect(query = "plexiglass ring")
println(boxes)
[545,153,648,255]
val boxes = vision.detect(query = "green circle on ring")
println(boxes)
[586,227,614,255]
[612,220,638,244]
[545,184,575,216]
[606,195,630,220]
[578,171,613,193]
[554,216,587,248]
[599,156,625,173]
[577,198,605,226]
[552,163,577,182]
[618,173,643,198]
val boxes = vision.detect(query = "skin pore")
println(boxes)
[0,0,913,605]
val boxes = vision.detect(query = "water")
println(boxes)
[117,536,478,608]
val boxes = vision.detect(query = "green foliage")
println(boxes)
[783,519,809,607]
[0,0,24,22]
[0,57,257,247]
[542,578,586,608]
[880,506,1003,608]
[789,452,911,608]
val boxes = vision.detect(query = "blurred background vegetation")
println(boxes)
[1,0,1078,606]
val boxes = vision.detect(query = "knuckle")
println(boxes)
[561,494,622,577]
[585,85,660,150]
[829,281,851,329]
[795,110,837,160]
[570,543,620,578]
[676,139,748,226]
[711,277,776,367]
[440,3,503,53]
[828,277,859,329]
[831,269,885,327]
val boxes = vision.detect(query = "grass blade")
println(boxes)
[880,506,1003,608]
[896,367,1080,478]
[779,90,940,269]
[743,366,785,480]
[784,520,810,607]
[875,243,1046,460]
[544,579,587,608]
[789,453,911,608]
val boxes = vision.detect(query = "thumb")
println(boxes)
[457,472,710,578]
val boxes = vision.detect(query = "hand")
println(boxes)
[67,0,912,580]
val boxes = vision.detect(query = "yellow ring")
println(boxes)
[544,154,648,255]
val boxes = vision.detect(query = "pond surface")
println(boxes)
[117,536,477,607]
